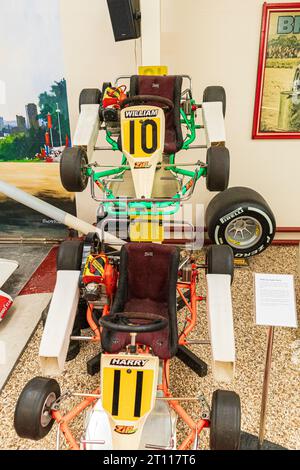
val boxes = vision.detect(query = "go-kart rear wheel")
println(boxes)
[205,187,276,258]
[79,88,102,112]
[57,240,84,271]
[206,146,230,192]
[206,245,234,283]
[14,377,60,441]
[209,389,241,450]
[203,86,226,117]
[60,147,88,193]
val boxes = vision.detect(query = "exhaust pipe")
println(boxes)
[0,180,125,246]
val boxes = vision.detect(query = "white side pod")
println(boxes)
[202,101,226,147]
[39,270,80,376]
[206,274,235,383]
[73,104,100,162]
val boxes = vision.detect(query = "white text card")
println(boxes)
[255,274,298,328]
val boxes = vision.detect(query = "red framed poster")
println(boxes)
[253,2,300,139]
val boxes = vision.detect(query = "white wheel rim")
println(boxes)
[41,392,56,428]
[225,216,262,249]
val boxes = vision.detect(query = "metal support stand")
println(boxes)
[258,326,275,449]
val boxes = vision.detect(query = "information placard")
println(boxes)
[255,274,298,327]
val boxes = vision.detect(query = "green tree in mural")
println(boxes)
[0,128,47,162]
[38,79,71,147]
[0,79,71,161]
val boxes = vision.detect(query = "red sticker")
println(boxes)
[0,291,13,321]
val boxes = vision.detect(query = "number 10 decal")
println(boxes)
[129,119,158,155]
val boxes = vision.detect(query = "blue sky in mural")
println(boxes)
[0,0,64,121]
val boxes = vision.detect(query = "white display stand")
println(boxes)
[254,273,298,448]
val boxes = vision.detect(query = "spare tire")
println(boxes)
[206,187,276,258]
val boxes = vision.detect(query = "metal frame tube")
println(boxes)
[258,326,275,449]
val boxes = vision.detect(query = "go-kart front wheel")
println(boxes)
[206,244,234,283]
[209,389,241,450]
[14,377,60,441]
[206,146,230,192]
[60,147,89,193]
[205,187,276,258]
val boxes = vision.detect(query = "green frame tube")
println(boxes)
[87,106,206,216]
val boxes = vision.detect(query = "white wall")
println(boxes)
[59,0,139,222]
[60,0,300,227]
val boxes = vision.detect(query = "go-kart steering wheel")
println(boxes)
[99,312,168,333]
[121,95,174,113]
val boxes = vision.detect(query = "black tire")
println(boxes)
[60,147,88,193]
[210,389,241,450]
[57,240,84,271]
[206,147,230,192]
[206,187,276,258]
[203,86,226,117]
[79,88,102,112]
[14,377,60,441]
[206,245,234,283]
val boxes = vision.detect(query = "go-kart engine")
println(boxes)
[81,253,117,306]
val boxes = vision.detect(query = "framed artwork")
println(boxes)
[253,2,300,139]
[0,0,76,239]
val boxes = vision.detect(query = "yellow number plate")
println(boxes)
[138,65,168,76]
[102,367,154,422]
[122,116,161,158]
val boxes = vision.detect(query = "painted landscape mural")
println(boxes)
[0,0,76,238]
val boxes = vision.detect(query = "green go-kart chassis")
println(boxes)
[86,102,206,217]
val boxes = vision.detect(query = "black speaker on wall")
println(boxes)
[107,0,141,42]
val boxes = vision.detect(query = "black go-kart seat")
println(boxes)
[130,75,183,155]
[101,243,180,359]
[118,75,183,155]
